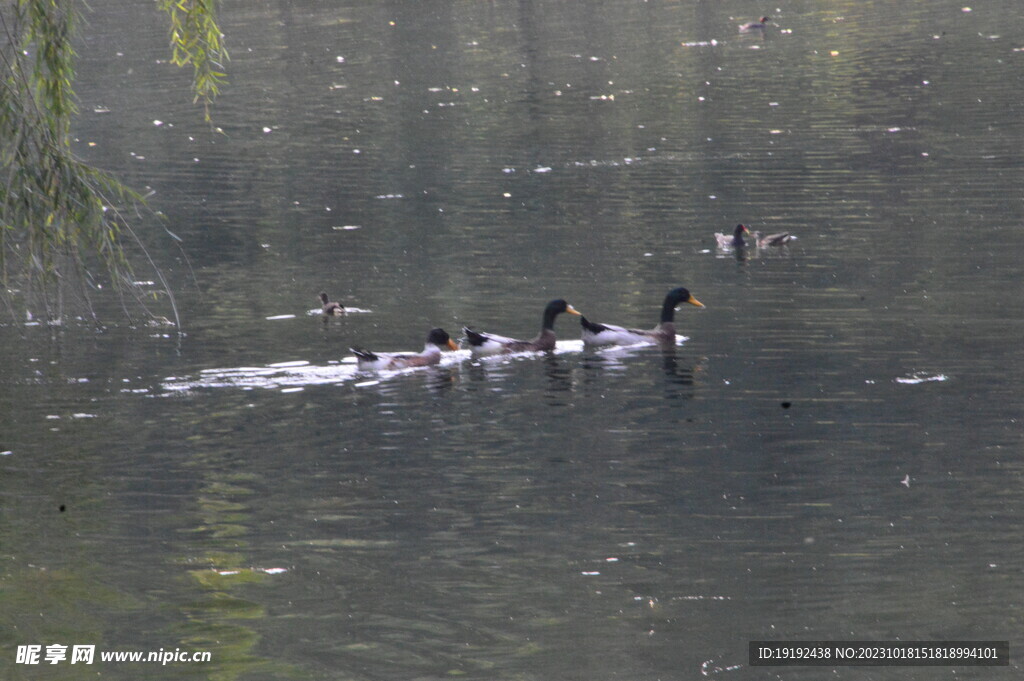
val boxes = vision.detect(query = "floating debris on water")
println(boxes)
[673,595,731,601]
[701,658,743,675]
[894,372,949,385]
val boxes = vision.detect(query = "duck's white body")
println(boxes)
[754,230,795,247]
[352,345,442,371]
[715,224,750,250]
[351,329,457,371]
[462,329,543,356]
[580,287,703,347]
[581,321,671,346]
[463,299,580,356]
[714,232,737,249]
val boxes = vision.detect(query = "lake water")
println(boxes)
[2,0,1022,679]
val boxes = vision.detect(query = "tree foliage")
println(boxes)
[0,0,226,324]
[158,0,228,122]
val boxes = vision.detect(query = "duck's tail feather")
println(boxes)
[462,327,487,347]
[349,347,377,362]
[580,316,609,334]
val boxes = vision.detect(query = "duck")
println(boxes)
[715,224,750,249]
[739,16,771,32]
[753,230,795,247]
[350,328,458,371]
[463,299,581,356]
[580,287,705,346]
[319,291,345,315]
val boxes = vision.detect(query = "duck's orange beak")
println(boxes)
[565,304,582,316]
[446,339,459,351]
[687,296,705,308]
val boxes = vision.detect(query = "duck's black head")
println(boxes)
[426,327,458,350]
[542,299,581,329]
[732,224,750,246]
[319,291,330,304]
[661,287,705,322]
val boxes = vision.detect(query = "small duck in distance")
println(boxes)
[463,299,581,356]
[350,328,458,371]
[581,287,705,347]
[715,224,751,249]
[739,16,771,32]
[319,291,345,315]
[753,230,795,247]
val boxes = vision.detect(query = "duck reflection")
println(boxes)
[581,344,643,368]
[422,366,457,394]
[459,357,519,400]
[542,355,574,405]
[577,345,646,393]
[661,346,698,400]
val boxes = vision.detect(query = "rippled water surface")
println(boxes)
[2,1,1023,679]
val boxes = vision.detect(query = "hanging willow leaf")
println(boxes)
[157,0,228,122]
[0,0,208,325]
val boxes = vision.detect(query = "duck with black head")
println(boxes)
[463,299,582,356]
[350,328,459,371]
[581,287,705,347]
[715,224,751,249]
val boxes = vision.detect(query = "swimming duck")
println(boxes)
[350,328,458,371]
[715,224,750,249]
[319,291,345,315]
[753,230,794,247]
[580,287,705,346]
[739,16,771,32]
[463,299,581,356]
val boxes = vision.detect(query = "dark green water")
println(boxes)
[2,1,1022,679]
